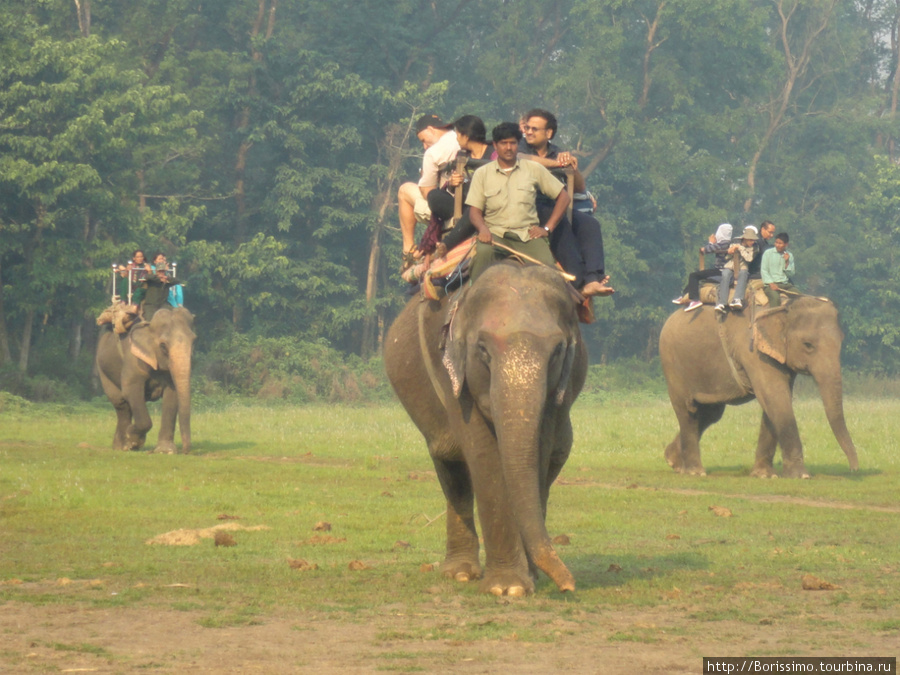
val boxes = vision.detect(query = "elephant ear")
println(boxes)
[754,306,788,364]
[553,337,578,406]
[130,324,158,370]
[441,302,467,399]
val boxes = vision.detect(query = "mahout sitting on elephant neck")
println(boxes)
[385,262,587,595]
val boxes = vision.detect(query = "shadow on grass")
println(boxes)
[565,551,710,591]
[181,441,256,456]
[699,462,879,479]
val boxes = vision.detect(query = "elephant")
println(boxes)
[95,307,195,454]
[659,296,858,478]
[384,262,587,596]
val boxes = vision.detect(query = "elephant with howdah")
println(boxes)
[659,297,858,478]
[96,307,195,454]
[385,262,587,596]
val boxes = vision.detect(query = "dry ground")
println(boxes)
[1,598,896,674]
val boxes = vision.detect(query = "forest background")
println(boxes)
[2,0,900,404]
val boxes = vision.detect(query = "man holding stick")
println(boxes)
[465,122,570,282]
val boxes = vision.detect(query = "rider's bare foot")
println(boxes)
[581,276,614,297]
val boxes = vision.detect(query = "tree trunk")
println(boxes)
[360,120,416,358]
[18,308,34,374]
[74,0,91,37]
[0,260,12,365]
[68,318,83,361]
[361,226,381,360]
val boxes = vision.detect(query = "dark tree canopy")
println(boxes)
[2,0,899,399]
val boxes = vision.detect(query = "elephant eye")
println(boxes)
[477,343,491,364]
[803,341,815,351]
[160,343,169,356]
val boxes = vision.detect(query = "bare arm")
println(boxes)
[469,206,493,244]
[520,152,587,192]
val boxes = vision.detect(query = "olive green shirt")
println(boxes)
[465,159,564,241]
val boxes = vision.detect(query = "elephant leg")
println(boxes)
[123,382,152,449]
[112,401,134,450]
[664,432,683,470]
[674,403,724,475]
[757,390,809,478]
[154,386,178,455]
[750,411,779,478]
[98,371,132,451]
[432,456,481,583]
[457,412,532,596]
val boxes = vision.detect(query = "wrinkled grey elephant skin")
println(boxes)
[96,307,195,454]
[384,263,588,596]
[659,297,858,478]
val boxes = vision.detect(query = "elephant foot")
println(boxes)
[750,465,778,478]
[153,441,176,455]
[677,465,707,477]
[781,465,810,479]
[441,559,482,583]
[479,568,534,597]
[664,442,680,469]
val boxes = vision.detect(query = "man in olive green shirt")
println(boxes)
[465,122,570,282]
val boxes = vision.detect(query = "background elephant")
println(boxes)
[384,263,587,596]
[659,297,858,478]
[96,307,195,454]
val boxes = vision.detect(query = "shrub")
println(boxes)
[195,334,393,404]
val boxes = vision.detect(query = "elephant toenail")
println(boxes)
[454,572,470,582]
[507,586,526,597]
[489,586,504,596]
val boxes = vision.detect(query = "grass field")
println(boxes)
[1,393,898,673]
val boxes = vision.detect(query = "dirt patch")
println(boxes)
[145,522,270,546]
[0,601,895,674]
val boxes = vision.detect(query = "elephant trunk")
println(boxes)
[492,344,575,593]
[170,342,192,453]
[813,370,858,471]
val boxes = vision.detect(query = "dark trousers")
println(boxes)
[537,203,605,288]
[686,268,722,300]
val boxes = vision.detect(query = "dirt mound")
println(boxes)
[145,522,270,546]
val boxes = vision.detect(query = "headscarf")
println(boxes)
[714,223,733,243]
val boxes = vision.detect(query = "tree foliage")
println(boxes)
[2,0,900,395]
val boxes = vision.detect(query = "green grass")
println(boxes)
[1,396,898,652]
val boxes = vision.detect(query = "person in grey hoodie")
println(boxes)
[675,223,734,312]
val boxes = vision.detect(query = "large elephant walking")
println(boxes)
[385,263,587,596]
[659,297,858,478]
[96,307,195,454]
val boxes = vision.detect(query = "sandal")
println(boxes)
[400,246,420,273]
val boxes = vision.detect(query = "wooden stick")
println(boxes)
[452,154,468,221]
[490,236,577,281]
[564,166,574,223]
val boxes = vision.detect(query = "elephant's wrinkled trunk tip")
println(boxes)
[534,549,575,592]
